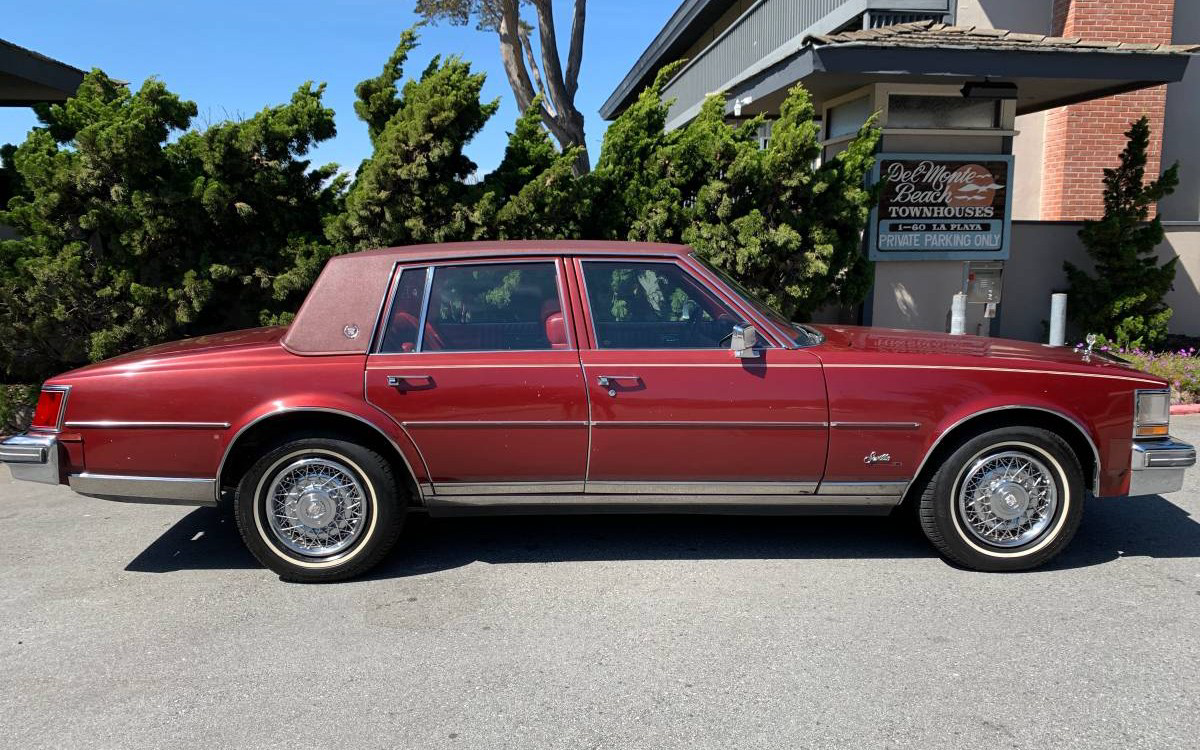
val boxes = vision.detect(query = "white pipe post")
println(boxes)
[950,293,967,335]
[1049,293,1067,346]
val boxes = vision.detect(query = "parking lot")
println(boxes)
[1,418,1198,749]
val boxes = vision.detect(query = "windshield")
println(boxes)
[692,255,814,346]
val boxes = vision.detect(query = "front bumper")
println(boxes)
[1130,437,1196,496]
[0,433,61,485]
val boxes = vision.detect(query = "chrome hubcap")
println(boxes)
[958,450,1057,548]
[266,457,367,557]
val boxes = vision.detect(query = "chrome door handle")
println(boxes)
[386,374,434,388]
[596,375,641,388]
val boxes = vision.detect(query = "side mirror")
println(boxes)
[731,323,759,359]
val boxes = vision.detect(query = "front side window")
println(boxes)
[380,261,566,353]
[581,261,743,349]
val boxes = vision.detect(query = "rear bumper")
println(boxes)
[0,433,61,485]
[1129,437,1196,496]
[2,432,216,506]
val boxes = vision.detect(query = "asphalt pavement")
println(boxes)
[2,418,1199,749]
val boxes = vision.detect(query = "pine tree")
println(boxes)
[592,73,881,321]
[0,70,340,380]
[326,34,499,250]
[1064,116,1179,349]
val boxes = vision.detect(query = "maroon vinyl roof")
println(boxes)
[354,240,692,261]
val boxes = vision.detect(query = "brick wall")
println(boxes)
[1041,0,1176,220]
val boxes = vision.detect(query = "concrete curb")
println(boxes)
[1171,404,1200,416]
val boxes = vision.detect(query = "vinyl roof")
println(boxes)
[355,240,693,261]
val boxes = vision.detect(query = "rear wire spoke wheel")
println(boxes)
[234,436,406,582]
[266,457,368,558]
[917,427,1084,572]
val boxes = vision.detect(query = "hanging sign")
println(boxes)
[868,153,1013,261]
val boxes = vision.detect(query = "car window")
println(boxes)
[420,262,567,352]
[581,261,745,349]
[378,266,430,353]
[692,254,810,346]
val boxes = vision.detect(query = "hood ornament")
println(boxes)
[1083,332,1097,360]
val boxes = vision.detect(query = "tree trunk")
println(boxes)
[490,0,590,174]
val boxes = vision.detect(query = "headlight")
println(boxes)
[1134,390,1170,438]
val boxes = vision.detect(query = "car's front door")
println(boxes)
[365,258,588,497]
[573,257,828,497]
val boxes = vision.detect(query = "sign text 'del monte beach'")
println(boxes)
[868,154,1014,261]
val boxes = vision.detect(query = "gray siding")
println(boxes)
[659,0,951,128]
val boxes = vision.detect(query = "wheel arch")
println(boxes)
[901,405,1101,506]
[217,408,426,507]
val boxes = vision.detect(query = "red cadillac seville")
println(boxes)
[2,241,1195,581]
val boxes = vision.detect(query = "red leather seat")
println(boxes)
[384,311,445,352]
[542,300,568,349]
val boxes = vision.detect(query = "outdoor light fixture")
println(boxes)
[733,95,753,117]
[961,80,1018,100]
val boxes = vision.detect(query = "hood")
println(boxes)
[811,324,1162,378]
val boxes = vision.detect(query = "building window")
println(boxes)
[755,120,772,149]
[887,94,1000,130]
[826,95,873,139]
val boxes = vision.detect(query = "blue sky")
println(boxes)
[2,0,676,175]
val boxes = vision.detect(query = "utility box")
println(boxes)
[964,261,1003,305]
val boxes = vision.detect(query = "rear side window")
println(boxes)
[379,267,430,353]
[378,261,567,353]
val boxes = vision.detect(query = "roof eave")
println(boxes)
[718,43,1194,121]
[599,0,736,120]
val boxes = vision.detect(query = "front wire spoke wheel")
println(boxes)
[957,450,1058,548]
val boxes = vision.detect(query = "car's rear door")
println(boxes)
[572,256,828,497]
[365,257,588,496]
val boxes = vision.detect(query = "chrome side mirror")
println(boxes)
[731,323,759,359]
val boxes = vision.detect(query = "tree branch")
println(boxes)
[496,0,535,113]
[531,0,571,126]
[518,22,555,116]
[565,0,585,99]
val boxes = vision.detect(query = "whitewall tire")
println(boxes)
[234,435,405,582]
[917,426,1084,572]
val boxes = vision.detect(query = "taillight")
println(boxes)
[30,388,67,430]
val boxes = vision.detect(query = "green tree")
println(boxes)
[1064,116,1180,349]
[475,97,592,239]
[593,72,881,321]
[415,0,591,174]
[327,34,499,250]
[0,70,340,381]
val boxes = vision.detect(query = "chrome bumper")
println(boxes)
[1129,437,1196,496]
[0,433,61,485]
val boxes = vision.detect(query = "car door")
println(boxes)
[573,256,828,497]
[365,258,588,497]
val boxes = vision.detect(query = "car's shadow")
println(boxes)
[124,495,1200,578]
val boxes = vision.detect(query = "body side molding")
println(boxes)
[69,473,218,506]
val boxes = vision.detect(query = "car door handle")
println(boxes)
[386,374,434,388]
[596,375,641,388]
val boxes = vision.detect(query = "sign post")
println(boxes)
[868,154,1014,261]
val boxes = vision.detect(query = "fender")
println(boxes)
[216,394,432,504]
[908,398,1104,496]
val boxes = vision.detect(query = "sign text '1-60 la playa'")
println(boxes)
[869,154,1014,261]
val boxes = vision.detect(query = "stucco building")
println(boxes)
[603,0,1200,342]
